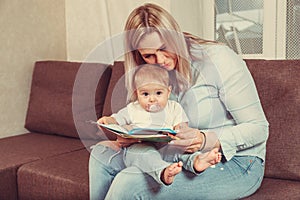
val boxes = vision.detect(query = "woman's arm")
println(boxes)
[171,45,268,160]
[204,45,269,160]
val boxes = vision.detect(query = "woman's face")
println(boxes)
[137,32,177,71]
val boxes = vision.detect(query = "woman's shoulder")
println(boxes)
[189,43,248,86]
[190,43,236,60]
[191,43,246,70]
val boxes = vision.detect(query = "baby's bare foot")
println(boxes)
[161,161,183,185]
[194,148,222,172]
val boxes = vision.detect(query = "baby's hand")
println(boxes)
[97,116,117,124]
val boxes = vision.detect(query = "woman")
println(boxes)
[89,3,269,199]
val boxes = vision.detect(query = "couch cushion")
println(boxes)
[25,61,111,139]
[0,133,86,200]
[18,149,89,200]
[245,59,300,181]
[244,178,300,199]
[0,165,19,200]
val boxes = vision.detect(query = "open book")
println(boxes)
[88,121,178,142]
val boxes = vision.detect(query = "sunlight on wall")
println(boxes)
[65,0,170,61]
[0,0,67,138]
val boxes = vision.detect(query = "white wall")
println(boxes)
[0,0,67,138]
[65,0,110,62]
[65,0,171,61]
[0,0,200,138]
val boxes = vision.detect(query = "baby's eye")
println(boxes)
[142,92,149,96]
[156,91,163,95]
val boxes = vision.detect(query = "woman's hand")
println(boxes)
[116,136,140,148]
[116,125,140,147]
[171,127,220,153]
[171,127,204,153]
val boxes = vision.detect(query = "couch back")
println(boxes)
[245,59,300,181]
[25,61,112,140]
[102,61,127,117]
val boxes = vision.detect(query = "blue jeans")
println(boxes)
[89,144,264,200]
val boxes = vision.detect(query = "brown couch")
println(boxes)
[0,59,299,200]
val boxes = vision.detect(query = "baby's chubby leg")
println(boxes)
[124,143,173,184]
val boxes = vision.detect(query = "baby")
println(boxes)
[98,64,221,185]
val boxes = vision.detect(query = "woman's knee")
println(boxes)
[106,166,154,199]
[90,142,125,171]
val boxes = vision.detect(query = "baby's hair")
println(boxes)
[134,64,169,89]
[130,64,170,101]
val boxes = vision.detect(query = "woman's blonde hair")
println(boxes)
[123,3,215,101]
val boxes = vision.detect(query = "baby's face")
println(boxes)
[136,83,171,112]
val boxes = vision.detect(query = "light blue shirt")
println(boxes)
[177,44,269,161]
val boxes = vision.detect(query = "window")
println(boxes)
[214,0,300,59]
[215,0,264,55]
[286,0,300,59]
